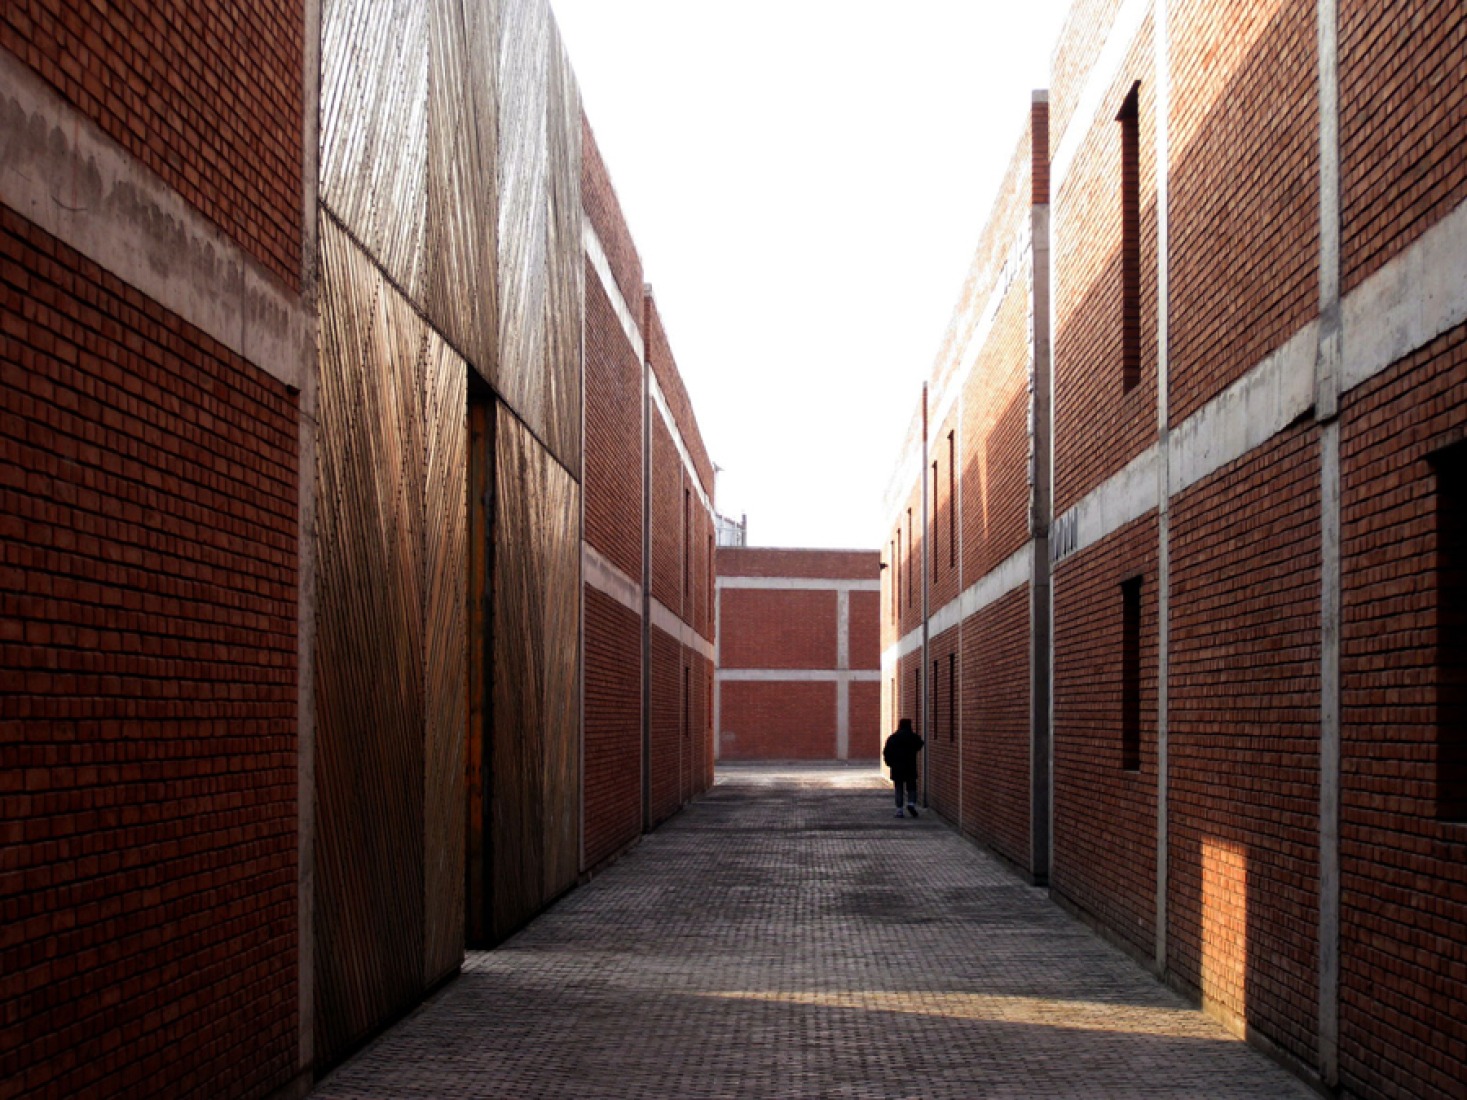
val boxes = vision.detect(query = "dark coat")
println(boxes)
[882,726,924,781]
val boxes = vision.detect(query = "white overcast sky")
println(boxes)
[548,0,1074,550]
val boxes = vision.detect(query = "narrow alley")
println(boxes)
[313,768,1312,1099]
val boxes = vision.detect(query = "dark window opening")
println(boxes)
[932,659,940,744]
[1121,575,1142,771]
[906,508,914,608]
[1436,443,1467,820]
[1117,82,1141,394]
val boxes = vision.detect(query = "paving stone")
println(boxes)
[313,765,1316,1099]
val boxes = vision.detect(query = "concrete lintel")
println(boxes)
[1340,196,1467,395]
[0,47,313,390]
[583,220,644,362]
[1053,445,1159,564]
[1050,0,1151,196]
[1169,322,1318,496]
[717,576,881,593]
[717,669,882,684]
[648,368,714,516]
[583,541,643,616]
[650,598,714,663]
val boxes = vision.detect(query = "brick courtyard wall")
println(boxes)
[1051,515,1159,960]
[583,588,642,870]
[717,548,880,763]
[924,626,961,820]
[1167,426,1321,1061]
[960,587,1032,870]
[581,113,714,857]
[884,0,1467,1091]
[0,208,302,1098]
[1167,0,1318,427]
[1338,0,1467,295]
[0,0,305,290]
[1337,323,1467,1098]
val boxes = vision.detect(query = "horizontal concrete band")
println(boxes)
[1050,0,1150,196]
[881,542,1033,671]
[650,599,715,663]
[648,368,715,517]
[1055,194,1467,563]
[583,542,642,615]
[884,223,1032,533]
[583,222,712,516]
[717,669,882,683]
[716,577,881,592]
[583,222,643,361]
[0,47,312,391]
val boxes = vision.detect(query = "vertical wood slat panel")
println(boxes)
[315,221,427,1065]
[423,335,468,985]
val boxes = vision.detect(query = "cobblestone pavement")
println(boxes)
[314,766,1315,1099]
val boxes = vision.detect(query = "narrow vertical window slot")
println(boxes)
[1436,444,1467,821]
[1121,575,1142,771]
[1117,82,1141,394]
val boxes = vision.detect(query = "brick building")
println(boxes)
[2,0,712,1093]
[715,548,881,762]
[882,1,1467,1096]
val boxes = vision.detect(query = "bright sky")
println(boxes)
[549,0,1074,550]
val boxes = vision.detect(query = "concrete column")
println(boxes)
[1153,0,1173,979]
[1316,0,1342,1084]
[1030,116,1053,883]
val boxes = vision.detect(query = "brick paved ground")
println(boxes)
[313,766,1316,1098]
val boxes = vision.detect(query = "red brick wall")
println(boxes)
[649,417,680,612]
[0,207,300,1097]
[581,118,644,318]
[1337,322,1467,1099]
[1051,514,1159,960]
[720,589,838,670]
[1168,0,1318,426]
[583,261,643,580]
[1,0,304,290]
[960,587,1032,871]
[1048,0,1126,153]
[644,297,714,500]
[719,548,877,581]
[925,626,961,819]
[929,405,962,612]
[850,680,881,762]
[720,681,837,761]
[1339,0,1467,295]
[1051,16,1158,515]
[849,589,880,670]
[583,587,641,870]
[1168,425,1321,1063]
[961,286,1035,573]
[648,628,680,826]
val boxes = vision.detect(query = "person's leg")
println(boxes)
[893,778,906,815]
[904,779,919,816]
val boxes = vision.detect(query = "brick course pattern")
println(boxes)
[1051,515,1159,960]
[0,207,300,1097]
[1167,0,1319,427]
[1339,0,1467,295]
[583,261,643,580]
[1337,322,1467,1099]
[0,0,305,290]
[583,588,642,871]
[1167,424,1322,1065]
[959,587,1032,870]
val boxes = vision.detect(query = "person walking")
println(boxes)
[882,717,924,818]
